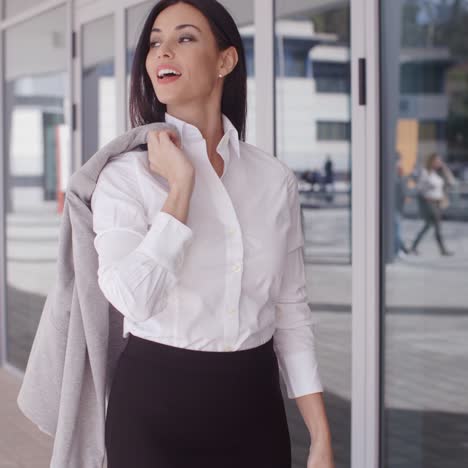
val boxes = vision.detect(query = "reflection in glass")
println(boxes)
[275,3,351,467]
[82,15,116,163]
[125,1,255,143]
[381,1,468,467]
[4,6,68,369]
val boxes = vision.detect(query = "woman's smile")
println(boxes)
[157,73,182,84]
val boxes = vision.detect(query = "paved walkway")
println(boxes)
[0,368,52,467]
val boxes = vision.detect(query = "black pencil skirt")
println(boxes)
[104,333,291,468]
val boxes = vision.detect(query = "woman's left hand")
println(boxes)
[307,441,335,468]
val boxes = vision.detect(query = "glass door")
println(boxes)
[380,1,468,467]
[2,5,69,371]
[274,2,352,467]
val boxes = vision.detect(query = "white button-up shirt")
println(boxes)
[91,111,323,398]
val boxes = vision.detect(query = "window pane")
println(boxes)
[3,6,69,369]
[82,15,116,163]
[381,1,468,466]
[275,2,351,467]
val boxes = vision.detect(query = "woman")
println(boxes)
[410,152,457,256]
[91,1,334,467]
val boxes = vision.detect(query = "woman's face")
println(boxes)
[145,3,231,108]
[432,156,442,170]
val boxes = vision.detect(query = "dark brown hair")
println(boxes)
[425,152,439,171]
[129,0,247,141]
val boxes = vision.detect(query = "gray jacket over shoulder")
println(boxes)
[16,121,179,468]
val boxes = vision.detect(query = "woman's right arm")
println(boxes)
[440,161,458,188]
[91,155,194,323]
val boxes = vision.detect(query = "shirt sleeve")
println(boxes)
[91,154,194,323]
[273,167,324,399]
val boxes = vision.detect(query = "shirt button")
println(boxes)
[228,308,236,315]
[227,227,236,235]
[232,262,242,272]
[224,345,233,351]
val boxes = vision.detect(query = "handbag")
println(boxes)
[440,192,449,210]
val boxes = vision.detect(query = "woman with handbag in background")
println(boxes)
[409,152,457,256]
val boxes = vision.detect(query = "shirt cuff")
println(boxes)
[276,350,324,399]
[135,210,194,274]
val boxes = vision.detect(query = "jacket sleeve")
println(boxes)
[91,155,194,323]
[273,167,324,399]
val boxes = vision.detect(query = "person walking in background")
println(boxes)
[323,155,335,203]
[394,157,409,257]
[409,152,457,256]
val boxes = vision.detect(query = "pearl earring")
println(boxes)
[218,73,223,78]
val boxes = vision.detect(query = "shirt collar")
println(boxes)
[164,111,241,160]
